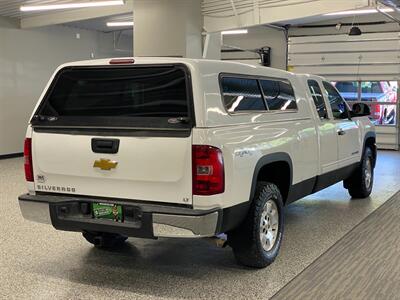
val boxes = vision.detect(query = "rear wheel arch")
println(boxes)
[363,132,377,167]
[220,154,292,234]
[250,153,293,205]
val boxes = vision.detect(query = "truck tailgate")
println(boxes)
[32,132,193,205]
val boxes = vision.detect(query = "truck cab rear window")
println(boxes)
[33,66,192,128]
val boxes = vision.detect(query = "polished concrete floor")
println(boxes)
[1,151,400,300]
[273,190,400,300]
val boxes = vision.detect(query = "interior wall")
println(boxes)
[222,25,287,70]
[0,17,133,156]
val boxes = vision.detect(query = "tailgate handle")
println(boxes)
[91,139,120,154]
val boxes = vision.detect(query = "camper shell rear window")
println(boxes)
[31,64,194,130]
[220,74,298,113]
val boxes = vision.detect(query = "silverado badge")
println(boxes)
[93,158,118,171]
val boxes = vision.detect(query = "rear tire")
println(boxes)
[345,146,374,199]
[227,182,284,268]
[82,231,128,249]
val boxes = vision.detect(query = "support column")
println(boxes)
[203,32,222,60]
[133,0,202,58]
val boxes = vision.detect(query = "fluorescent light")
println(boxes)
[324,7,394,16]
[221,29,248,35]
[107,21,134,27]
[20,1,124,12]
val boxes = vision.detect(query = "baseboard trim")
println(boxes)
[0,153,23,160]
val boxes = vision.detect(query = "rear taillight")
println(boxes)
[374,104,381,117]
[192,145,224,195]
[24,138,34,182]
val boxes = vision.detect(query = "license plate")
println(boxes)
[92,203,123,222]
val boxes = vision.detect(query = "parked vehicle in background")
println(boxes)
[334,81,397,125]
[19,58,376,268]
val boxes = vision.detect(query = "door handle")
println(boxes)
[91,138,120,154]
[337,129,346,136]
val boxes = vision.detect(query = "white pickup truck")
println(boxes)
[19,57,376,268]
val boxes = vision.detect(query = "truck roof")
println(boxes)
[57,57,302,79]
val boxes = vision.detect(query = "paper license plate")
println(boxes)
[92,202,123,222]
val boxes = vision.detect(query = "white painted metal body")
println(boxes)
[25,57,373,212]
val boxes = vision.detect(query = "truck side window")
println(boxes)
[221,77,266,113]
[260,79,298,111]
[308,80,328,119]
[323,81,350,120]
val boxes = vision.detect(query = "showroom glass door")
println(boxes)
[333,80,399,150]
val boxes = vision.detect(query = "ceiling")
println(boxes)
[64,13,133,33]
[0,0,134,31]
[0,0,397,34]
[0,0,90,18]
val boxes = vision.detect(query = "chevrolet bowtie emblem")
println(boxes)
[93,159,118,171]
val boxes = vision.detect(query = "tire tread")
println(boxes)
[346,147,374,199]
[228,181,284,268]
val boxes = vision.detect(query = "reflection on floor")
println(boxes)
[0,151,399,299]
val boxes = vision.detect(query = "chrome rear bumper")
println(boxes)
[18,194,220,238]
[152,212,219,238]
[19,199,51,224]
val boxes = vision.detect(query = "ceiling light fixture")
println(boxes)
[324,7,394,16]
[221,29,248,35]
[107,21,134,27]
[20,0,124,12]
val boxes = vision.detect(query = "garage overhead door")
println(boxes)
[288,32,400,150]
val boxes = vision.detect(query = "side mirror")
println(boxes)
[351,103,371,117]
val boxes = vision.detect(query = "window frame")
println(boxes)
[307,79,329,121]
[219,73,299,115]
